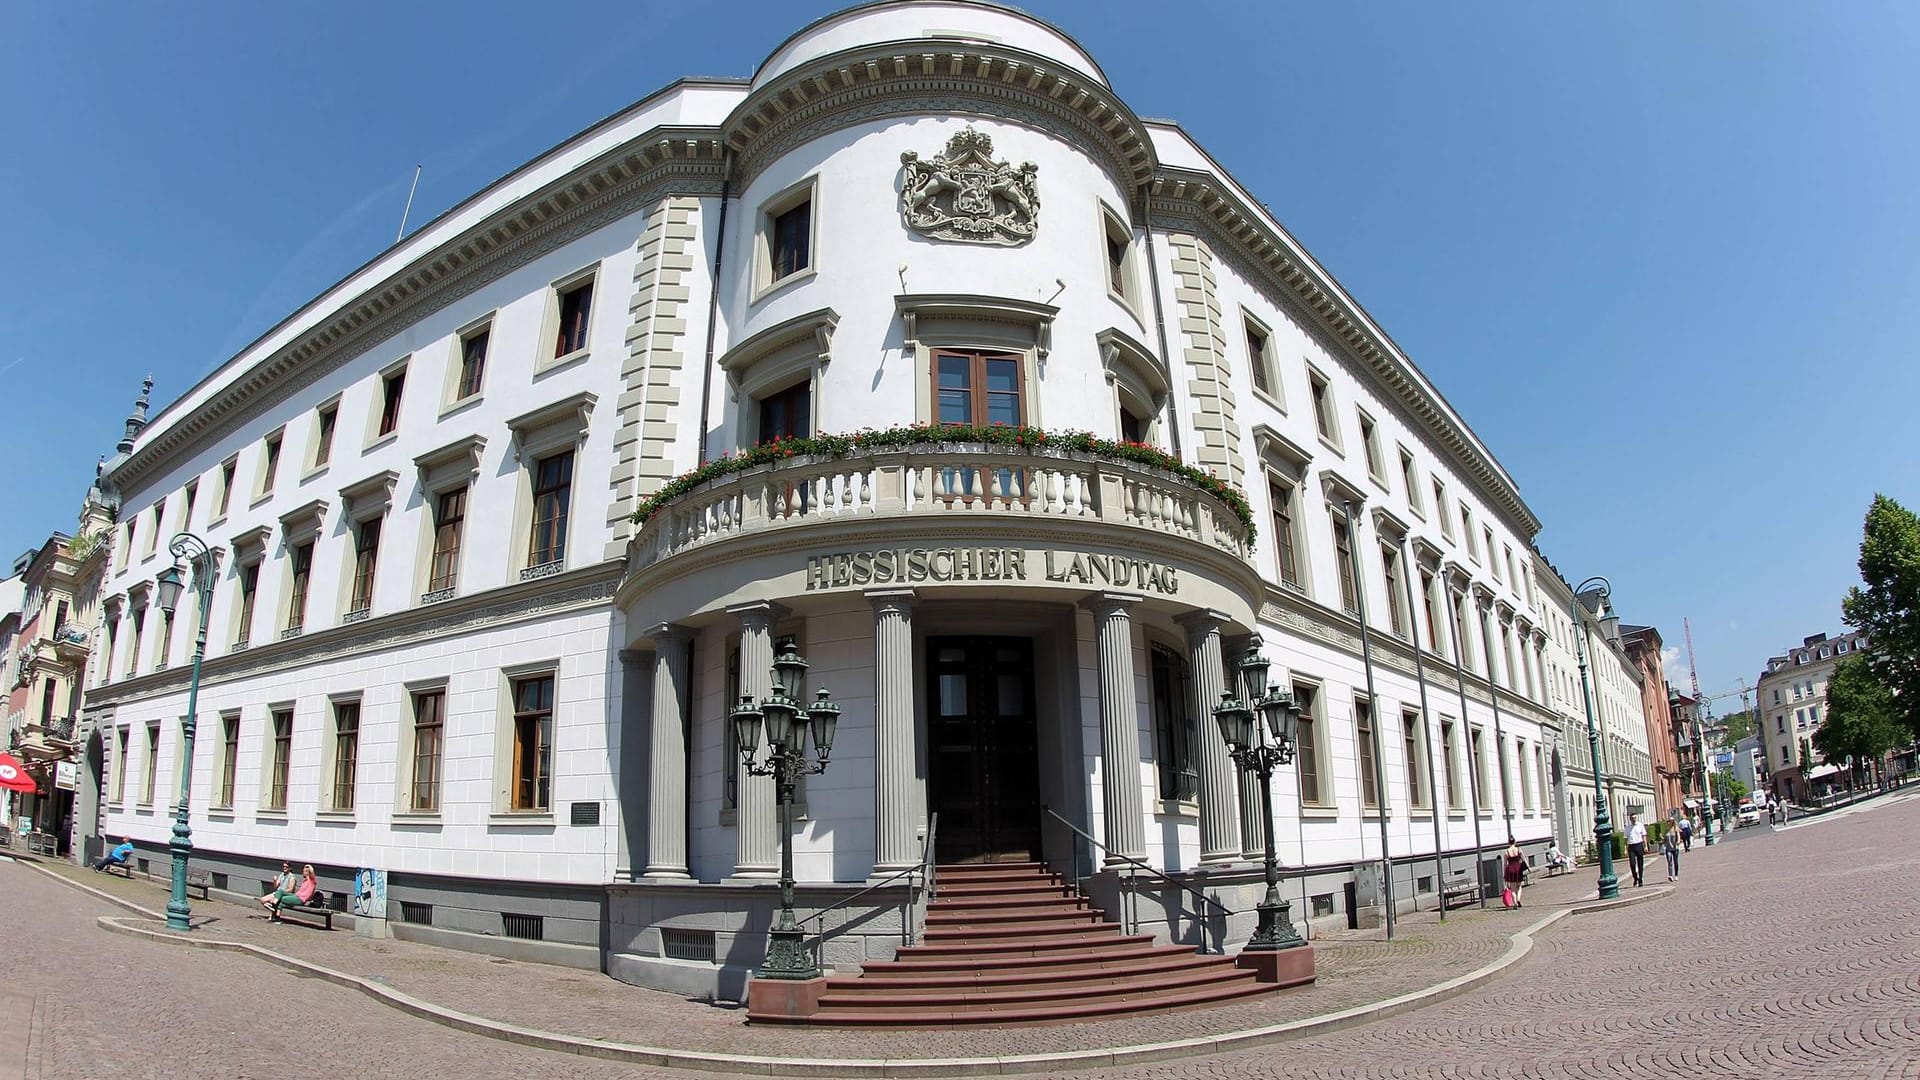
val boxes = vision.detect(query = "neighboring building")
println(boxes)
[0,570,26,834]
[1619,626,1682,820]
[1755,630,1870,803]
[89,1,1582,1000]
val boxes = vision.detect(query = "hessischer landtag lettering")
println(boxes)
[804,548,1177,595]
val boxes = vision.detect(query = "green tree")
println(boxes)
[1716,709,1756,746]
[1814,654,1903,784]
[1710,771,1749,807]
[1842,494,1920,739]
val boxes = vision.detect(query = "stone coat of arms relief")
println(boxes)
[899,128,1039,246]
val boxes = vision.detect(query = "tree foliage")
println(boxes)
[1842,494,1920,739]
[1710,771,1749,807]
[1813,654,1903,771]
[1716,709,1756,746]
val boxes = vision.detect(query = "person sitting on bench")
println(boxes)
[259,862,299,913]
[265,864,319,919]
[91,838,134,872]
[1544,843,1574,873]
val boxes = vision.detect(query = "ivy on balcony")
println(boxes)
[629,424,1256,540]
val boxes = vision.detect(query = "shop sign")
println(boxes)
[804,547,1177,596]
[54,761,78,791]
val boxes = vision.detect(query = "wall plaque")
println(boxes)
[899,128,1039,246]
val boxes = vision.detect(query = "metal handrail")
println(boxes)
[801,813,938,950]
[1041,806,1234,923]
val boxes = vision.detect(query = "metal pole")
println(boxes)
[1344,500,1394,939]
[1398,538,1447,922]
[164,536,214,932]
[1570,584,1621,900]
[1443,576,1488,907]
[1697,718,1715,845]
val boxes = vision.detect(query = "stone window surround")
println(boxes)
[1305,363,1342,455]
[364,356,410,452]
[304,392,344,482]
[506,391,597,580]
[276,499,329,636]
[1291,673,1335,815]
[1096,199,1144,327]
[258,700,296,817]
[1254,423,1313,599]
[1240,307,1284,414]
[253,427,286,508]
[317,690,363,819]
[492,659,561,823]
[898,293,1055,428]
[718,307,838,447]
[538,263,601,377]
[1356,407,1388,490]
[1096,325,1168,448]
[1398,444,1425,520]
[394,676,450,820]
[751,173,820,305]
[337,470,398,620]
[412,434,487,603]
[441,310,498,417]
[227,525,272,650]
[211,709,242,813]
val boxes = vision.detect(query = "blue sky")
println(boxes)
[3,1,1915,703]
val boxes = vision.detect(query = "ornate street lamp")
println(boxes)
[1571,577,1621,901]
[1695,715,1716,846]
[732,641,839,981]
[1211,651,1306,951]
[154,532,217,932]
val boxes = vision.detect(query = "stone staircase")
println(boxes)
[780,861,1271,1025]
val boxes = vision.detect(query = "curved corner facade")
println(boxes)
[81,2,1589,993]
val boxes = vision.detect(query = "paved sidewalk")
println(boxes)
[24,854,1614,1063]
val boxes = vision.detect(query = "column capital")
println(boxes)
[1175,608,1231,637]
[725,599,790,629]
[617,648,650,668]
[866,588,916,614]
[1081,591,1144,617]
[642,622,692,644]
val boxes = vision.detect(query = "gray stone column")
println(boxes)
[1178,611,1240,863]
[643,626,692,879]
[1087,593,1146,864]
[730,601,785,877]
[869,589,919,874]
[615,649,651,881]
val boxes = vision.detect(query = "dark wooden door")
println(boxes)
[927,636,1040,863]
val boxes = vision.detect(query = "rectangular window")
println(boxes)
[260,434,282,496]
[143,722,160,805]
[155,610,175,670]
[218,714,239,809]
[555,278,594,358]
[1294,682,1322,805]
[1470,727,1489,808]
[126,607,145,677]
[1518,739,1534,811]
[511,675,555,812]
[456,327,489,401]
[1483,527,1496,572]
[1358,411,1384,481]
[114,727,130,803]
[147,498,165,555]
[1333,512,1358,614]
[757,380,812,443]
[236,562,259,648]
[1403,710,1428,809]
[286,541,314,632]
[1462,505,1478,561]
[1433,479,1452,538]
[313,403,338,469]
[377,368,407,437]
[181,481,198,531]
[349,518,381,614]
[770,201,812,283]
[428,487,467,593]
[331,701,360,812]
[267,708,293,811]
[216,458,237,517]
[1268,479,1300,588]
[1420,568,1441,651]
[1355,698,1379,809]
[528,451,574,569]
[1441,717,1461,809]
[1309,369,1336,442]
[1149,645,1195,800]
[1400,450,1421,513]
[1245,320,1272,396]
[1381,546,1406,636]
[411,689,445,812]
[935,349,1024,427]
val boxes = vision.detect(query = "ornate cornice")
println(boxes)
[1147,167,1540,539]
[724,41,1155,194]
[109,135,728,495]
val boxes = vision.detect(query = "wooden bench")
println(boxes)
[271,895,336,930]
[185,870,211,900]
[1441,870,1481,909]
[103,861,133,879]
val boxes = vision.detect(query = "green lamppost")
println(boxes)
[1570,577,1620,901]
[154,532,217,932]
[1695,716,1715,846]
[731,641,840,980]
[1211,651,1307,951]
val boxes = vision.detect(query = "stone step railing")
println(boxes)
[631,445,1251,573]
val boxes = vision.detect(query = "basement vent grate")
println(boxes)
[1417,875,1434,894]
[399,901,433,925]
[211,872,229,891]
[662,928,716,963]
[1310,892,1336,918]
[502,913,544,941]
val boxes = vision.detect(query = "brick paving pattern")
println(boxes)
[5,793,1917,1077]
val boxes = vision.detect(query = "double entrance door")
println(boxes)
[927,636,1040,864]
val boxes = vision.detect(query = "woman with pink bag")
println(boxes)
[1502,840,1528,908]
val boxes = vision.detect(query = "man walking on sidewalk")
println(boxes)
[1626,814,1648,887]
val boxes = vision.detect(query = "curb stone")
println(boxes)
[54,861,1669,1078]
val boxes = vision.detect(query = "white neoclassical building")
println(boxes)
[85,1,1581,1002]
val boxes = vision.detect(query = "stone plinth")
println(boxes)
[745,975,828,1022]
[1237,944,1317,988]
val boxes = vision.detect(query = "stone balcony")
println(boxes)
[631,444,1253,575]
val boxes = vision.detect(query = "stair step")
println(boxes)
[929,891,1082,910]
[934,861,1046,874]
[834,951,1233,991]
[802,979,1273,1025]
[933,881,1071,900]
[922,918,1108,941]
[934,868,1059,886]
[862,942,1179,974]
[925,903,1091,923]
[819,964,1256,1010]
[899,932,1155,958]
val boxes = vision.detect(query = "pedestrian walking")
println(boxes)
[1661,824,1680,882]
[1503,839,1528,908]
[1626,815,1648,887]
[1680,816,1693,851]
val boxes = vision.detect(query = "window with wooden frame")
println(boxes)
[376,367,407,438]
[1355,698,1380,809]
[1293,681,1325,805]
[126,605,145,677]
[1332,510,1358,615]
[217,713,239,809]
[155,609,175,670]
[410,689,445,812]
[428,486,466,593]
[330,700,360,812]
[1441,716,1461,809]
[1149,645,1197,801]
[1381,545,1407,637]
[348,517,381,616]
[1358,410,1385,483]
[757,380,811,443]
[527,450,574,570]
[510,674,555,812]
[181,480,198,531]
[312,402,338,470]
[235,561,259,649]
[1469,726,1490,810]
[1420,567,1442,654]
[1244,316,1276,400]
[456,326,490,402]
[143,721,160,805]
[934,349,1023,427]
[285,541,314,633]
[147,498,165,556]
[259,433,282,497]
[1308,368,1337,446]
[1268,478,1302,589]
[266,707,293,811]
[1432,478,1451,538]
[554,278,594,359]
[1399,449,1421,515]
[1100,205,1139,312]
[1403,710,1429,809]
[771,201,812,283]
[113,727,129,803]
[216,458,237,519]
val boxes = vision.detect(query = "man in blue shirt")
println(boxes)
[92,838,134,871]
